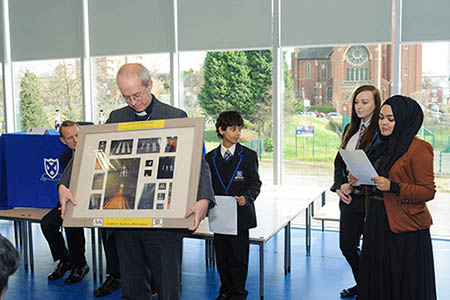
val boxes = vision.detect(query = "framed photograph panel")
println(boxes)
[63,117,205,229]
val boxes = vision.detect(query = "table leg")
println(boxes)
[22,221,29,270]
[18,221,23,249]
[13,221,19,248]
[287,221,291,274]
[28,221,34,272]
[91,228,97,281]
[284,223,290,275]
[213,239,216,267]
[259,243,264,300]
[205,239,209,267]
[98,230,103,282]
[305,204,311,255]
[321,191,326,231]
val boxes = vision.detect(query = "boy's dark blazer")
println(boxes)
[205,143,262,230]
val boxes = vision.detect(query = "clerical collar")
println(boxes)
[134,99,154,121]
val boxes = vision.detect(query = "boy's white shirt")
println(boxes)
[220,143,236,158]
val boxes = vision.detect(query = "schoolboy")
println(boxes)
[205,110,262,300]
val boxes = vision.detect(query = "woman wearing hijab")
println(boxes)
[330,85,381,298]
[349,95,437,300]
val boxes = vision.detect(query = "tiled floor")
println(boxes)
[1,221,449,300]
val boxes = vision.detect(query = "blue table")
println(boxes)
[0,131,69,209]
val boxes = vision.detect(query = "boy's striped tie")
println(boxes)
[224,149,232,161]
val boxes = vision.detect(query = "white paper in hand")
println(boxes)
[208,195,237,235]
[338,148,379,185]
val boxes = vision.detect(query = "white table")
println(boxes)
[191,185,326,300]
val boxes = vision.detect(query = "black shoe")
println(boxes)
[64,264,89,284]
[48,260,72,280]
[340,285,358,298]
[94,275,121,297]
[151,291,159,299]
[232,289,249,300]
[216,294,231,300]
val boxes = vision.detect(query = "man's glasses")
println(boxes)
[122,87,147,102]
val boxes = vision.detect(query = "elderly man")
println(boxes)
[59,63,215,300]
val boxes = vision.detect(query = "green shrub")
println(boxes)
[310,105,334,113]
[264,137,273,152]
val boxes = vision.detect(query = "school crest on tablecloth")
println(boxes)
[41,158,60,181]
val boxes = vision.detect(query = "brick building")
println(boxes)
[291,45,422,115]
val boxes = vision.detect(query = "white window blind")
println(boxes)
[281,0,391,47]
[89,0,169,57]
[178,0,272,51]
[402,0,450,42]
[9,0,82,61]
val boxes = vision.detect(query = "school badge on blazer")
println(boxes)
[234,170,245,181]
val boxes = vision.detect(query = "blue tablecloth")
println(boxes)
[0,131,69,209]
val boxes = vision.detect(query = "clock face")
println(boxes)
[346,46,369,66]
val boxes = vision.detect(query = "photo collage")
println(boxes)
[88,136,178,212]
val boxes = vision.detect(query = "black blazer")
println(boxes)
[60,149,73,171]
[205,143,262,230]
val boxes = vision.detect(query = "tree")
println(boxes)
[40,61,82,122]
[198,51,253,120]
[246,50,272,136]
[282,51,299,114]
[20,71,49,130]
[199,50,297,140]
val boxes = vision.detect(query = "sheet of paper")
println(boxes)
[208,195,237,235]
[338,148,379,185]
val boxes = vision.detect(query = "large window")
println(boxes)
[93,54,170,124]
[180,49,273,180]
[0,67,3,133]
[13,59,82,131]
[282,44,391,186]
[401,42,450,175]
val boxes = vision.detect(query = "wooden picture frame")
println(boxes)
[63,117,205,229]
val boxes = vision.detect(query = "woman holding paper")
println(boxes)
[330,85,381,298]
[350,95,436,300]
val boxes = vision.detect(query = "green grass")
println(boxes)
[203,115,342,162]
[282,115,341,161]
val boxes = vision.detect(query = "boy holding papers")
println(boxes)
[205,110,262,300]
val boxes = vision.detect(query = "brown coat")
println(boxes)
[379,137,436,233]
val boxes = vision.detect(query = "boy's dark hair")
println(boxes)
[215,110,244,139]
[0,234,19,293]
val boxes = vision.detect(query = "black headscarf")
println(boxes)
[366,95,424,177]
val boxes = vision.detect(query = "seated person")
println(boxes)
[40,121,89,284]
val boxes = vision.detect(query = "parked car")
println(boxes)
[327,112,341,119]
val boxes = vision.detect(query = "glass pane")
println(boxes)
[284,45,392,226]
[92,53,170,124]
[400,42,450,235]
[13,59,82,131]
[0,65,3,133]
[180,50,273,182]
